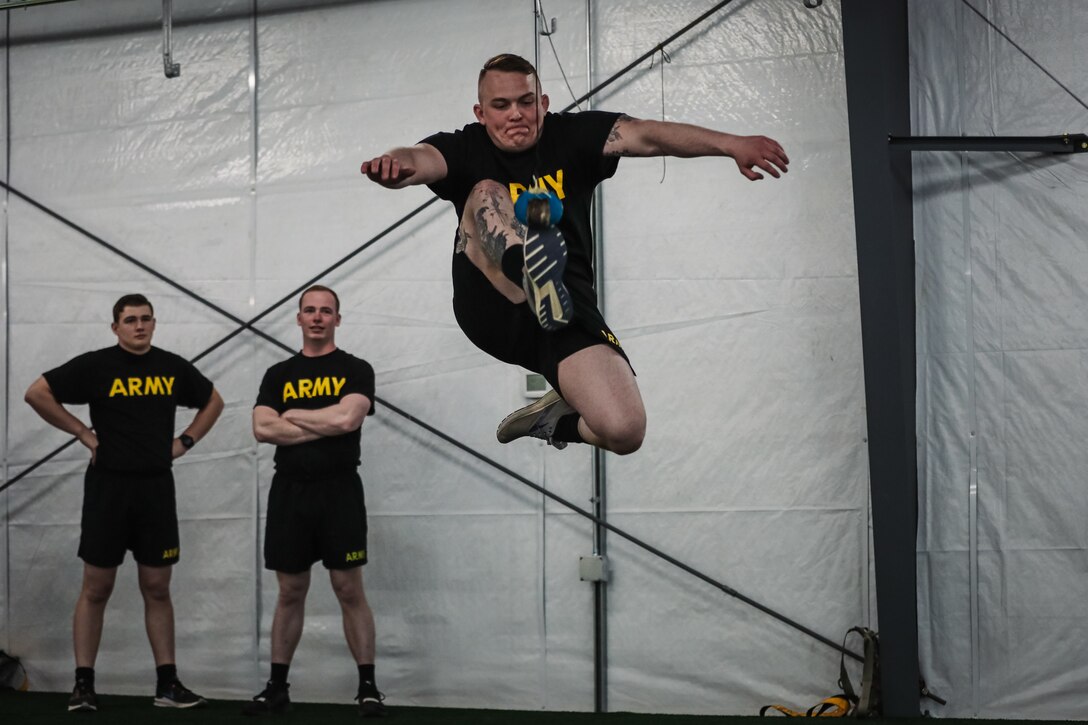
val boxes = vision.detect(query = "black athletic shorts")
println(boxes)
[78,466,180,568]
[264,470,369,573]
[453,295,631,397]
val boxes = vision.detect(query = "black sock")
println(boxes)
[552,413,584,444]
[501,245,525,286]
[75,667,95,688]
[358,664,376,693]
[270,662,290,688]
[156,664,178,687]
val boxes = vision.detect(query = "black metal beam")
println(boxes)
[842,0,921,717]
[890,133,1088,153]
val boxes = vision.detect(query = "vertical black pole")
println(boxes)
[841,1,920,717]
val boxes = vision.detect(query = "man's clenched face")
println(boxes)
[474,70,549,152]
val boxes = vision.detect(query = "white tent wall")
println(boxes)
[0,0,864,715]
[911,0,1088,719]
[0,12,8,667]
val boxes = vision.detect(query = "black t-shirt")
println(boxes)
[255,348,376,477]
[43,345,215,474]
[423,110,621,328]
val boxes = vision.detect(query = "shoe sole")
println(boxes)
[360,699,387,718]
[522,226,572,331]
[154,697,206,709]
[242,700,290,716]
[68,703,97,712]
[496,390,573,444]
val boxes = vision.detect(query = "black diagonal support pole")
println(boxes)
[842,0,921,717]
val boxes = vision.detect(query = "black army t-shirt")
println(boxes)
[43,345,214,474]
[423,110,621,327]
[255,348,375,477]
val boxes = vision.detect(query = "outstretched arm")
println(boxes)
[601,114,789,180]
[282,393,371,437]
[24,376,99,462]
[360,143,448,189]
[253,405,322,446]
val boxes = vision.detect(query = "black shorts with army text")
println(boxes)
[453,283,631,397]
[78,465,180,568]
[263,470,369,573]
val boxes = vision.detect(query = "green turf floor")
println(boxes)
[0,689,771,724]
[4,691,1082,725]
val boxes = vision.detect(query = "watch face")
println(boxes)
[180,434,195,449]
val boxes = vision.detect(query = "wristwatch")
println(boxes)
[179,434,196,449]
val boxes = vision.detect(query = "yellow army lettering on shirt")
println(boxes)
[345,549,366,563]
[509,168,565,202]
[108,376,175,397]
[282,376,347,403]
[162,547,179,560]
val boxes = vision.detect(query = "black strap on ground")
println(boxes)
[0,0,861,661]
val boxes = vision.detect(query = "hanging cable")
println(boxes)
[563,0,739,112]
[650,45,673,183]
[536,0,582,111]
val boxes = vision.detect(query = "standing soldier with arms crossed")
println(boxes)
[244,285,385,717]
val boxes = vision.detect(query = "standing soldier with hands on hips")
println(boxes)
[24,293,224,712]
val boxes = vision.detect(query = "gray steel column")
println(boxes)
[841,0,920,717]
[586,0,608,713]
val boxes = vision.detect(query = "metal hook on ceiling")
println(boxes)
[162,0,180,78]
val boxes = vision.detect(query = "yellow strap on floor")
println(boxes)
[760,695,851,717]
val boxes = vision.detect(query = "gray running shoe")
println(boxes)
[242,682,290,716]
[496,389,574,449]
[68,682,98,712]
[153,680,206,709]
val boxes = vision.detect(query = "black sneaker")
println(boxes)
[522,197,572,331]
[496,389,575,449]
[68,682,98,712]
[356,685,386,718]
[242,682,290,716]
[154,680,207,709]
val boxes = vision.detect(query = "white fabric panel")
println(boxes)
[0,19,9,660]
[594,0,865,712]
[0,0,864,716]
[912,0,1088,718]
[5,0,264,699]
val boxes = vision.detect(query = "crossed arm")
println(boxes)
[252,393,371,446]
